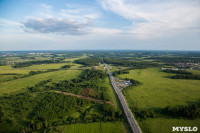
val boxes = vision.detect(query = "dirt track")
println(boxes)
[54,90,113,105]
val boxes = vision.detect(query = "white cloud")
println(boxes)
[21,3,123,36]
[22,18,89,35]
[91,27,122,34]
[0,18,22,26]
[99,0,200,38]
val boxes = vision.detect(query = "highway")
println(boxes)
[103,60,142,133]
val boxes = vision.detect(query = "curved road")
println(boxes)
[103,60,142,133]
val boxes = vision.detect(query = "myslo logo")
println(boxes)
[172,127,198,132]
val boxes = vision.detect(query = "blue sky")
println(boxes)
[0,0,200,51]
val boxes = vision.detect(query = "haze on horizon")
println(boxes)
[0,0,200,51]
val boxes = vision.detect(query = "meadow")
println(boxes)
[119,68,200,109]
[118,68,200,133]
[56,121,130,133]
[0,69,82,96]
[139,118,200,133]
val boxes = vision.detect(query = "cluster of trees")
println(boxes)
[0,92,92,132]
[131,103,200,121]
[162,69,192,75]
[30,93,91,121]
[112,69,130,76]
[12,59,63,68]
[28,79,52,92]
[0,73,23,83]
[163,104,200,119]
[61,65,71,69]
[75,57,102,66]
[162,69,200,80]
[124,78,141,86]
[132,108,157,120]
[101,104,122,121]
[81,69,107,80]
[171,74,200,80]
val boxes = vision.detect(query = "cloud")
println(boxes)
[22,18,89,35]
[22,3,123,36]
[22,4,101,35]
[99,0,200,38]
[91,28,122,34]
[0,18,21,26]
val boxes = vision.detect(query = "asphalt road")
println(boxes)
[103,61,142,133]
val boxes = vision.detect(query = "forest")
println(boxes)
[75,57,102,66]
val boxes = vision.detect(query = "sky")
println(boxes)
[0,0,200,51]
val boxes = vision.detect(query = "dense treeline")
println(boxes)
[132,108,157,120]
[27,79,52,92]
[30,93,91,121]
[104,58,160,68]
[61,65,71,69]
[162,69,192,75]
[163,104,200,119]
[81,69,107,80]
[12,59,63,68]
[101,104,122,121]
[124,78,141,86]
[162,69,200,80]
[112,69,130,76]
[75,57,102,66]
[171,74,200,80]
[131,103,200,121]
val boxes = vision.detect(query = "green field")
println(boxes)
[139,118,200,133]
[119,68,200,109]
[55,121,129,133]
[0,69,82,96]
[117,68,200,133]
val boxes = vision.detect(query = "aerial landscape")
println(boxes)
[0,0,200,133]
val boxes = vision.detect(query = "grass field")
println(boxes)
[118,68,200,109]
[56,121,129,133]
[117,68,200,133]
[103,77,121,108]
[20,63,70,70]
[0,69,82,96]
[139,118,200,133]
